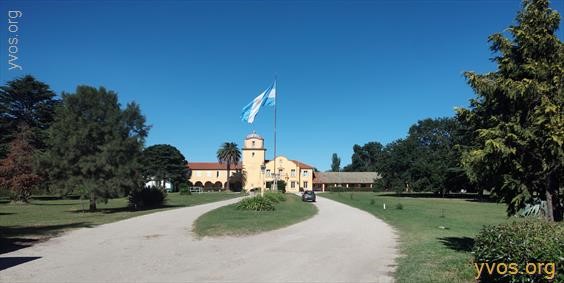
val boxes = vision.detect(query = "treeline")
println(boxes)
[343,117,470,196]
[0,76,188,210]
[341,0,563,221]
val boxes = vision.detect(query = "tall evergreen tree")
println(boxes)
[330,153,341,172]
[0,75,58,157]
[216,142,241,191]
[457,0,563,220]
[141,144,188,191]
[41,86,149,210]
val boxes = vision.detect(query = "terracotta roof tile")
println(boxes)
[292,160,315,169]
[187,162,242,170]
[313,172,381,184]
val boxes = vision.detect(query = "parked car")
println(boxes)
[302,190,316,202]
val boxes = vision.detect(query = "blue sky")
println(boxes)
[2,0,562,171]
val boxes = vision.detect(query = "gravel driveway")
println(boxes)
[0,195,398,283]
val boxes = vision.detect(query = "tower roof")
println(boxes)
[245,131,264,140]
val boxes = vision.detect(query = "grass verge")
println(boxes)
[322,192,509,283]
[193,193,317,237]
[0,192,241,254]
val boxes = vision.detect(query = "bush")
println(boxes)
[473,220,563,283]
[395,203,403,210]
[264,192,287,203]
[277,180,287,193]
[330,186,347,193]
[128,186,167,209]
[179,183,191,195]
[236,196,275,211]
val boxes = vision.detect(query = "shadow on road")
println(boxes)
[0,222,92,255]
[0,256,41,271]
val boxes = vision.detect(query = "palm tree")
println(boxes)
[216,142,241,191]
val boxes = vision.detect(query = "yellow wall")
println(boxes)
[242,136,266,191]
[189,133,314,193]
[264,156,314,193]
[190,170,235,187]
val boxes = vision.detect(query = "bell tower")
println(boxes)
[242,131,266,191]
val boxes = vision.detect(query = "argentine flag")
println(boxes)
[241,80,276,124]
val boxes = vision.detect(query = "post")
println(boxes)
[273,78,277,191]
[260,164,266,197]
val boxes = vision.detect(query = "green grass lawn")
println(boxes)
[0,192,241,254]
[193,193,318,237]
[322,192,510,283]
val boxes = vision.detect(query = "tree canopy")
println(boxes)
[330,153,341,172]
[40,86,149,210]
[457,0,563,220]
[0,126,41,202]
[343,117,469,194]
[141,144,188,190]
[342,142,385,172]
[217,142,241,191]
[0,75,58,158]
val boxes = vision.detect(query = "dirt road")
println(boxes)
[0,195,398,283]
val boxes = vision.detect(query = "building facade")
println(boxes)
[187,132,314,193]
[187,132,379,193]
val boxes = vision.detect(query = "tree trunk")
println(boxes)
[226,162,231,191]
[545,170,561,222]
[89,191,97,211]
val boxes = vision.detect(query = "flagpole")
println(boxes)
[273,77,277,191]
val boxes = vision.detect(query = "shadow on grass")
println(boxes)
[67,204,182,214]
[0,222,93,255]
[31,202,77,206]
[377,192,497,203]
[438,236,475,252]
[0,212,14,215]
[0,256,41,271]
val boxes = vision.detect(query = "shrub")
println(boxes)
[179,183,191,195]
[330,186,347,193]
[128,186,166,209]
[249,187,260,193]
[473,220,563,283]
[277,180,287,193]
[395,203,403,210]
[236,196,275,211]
[264,192,286,203]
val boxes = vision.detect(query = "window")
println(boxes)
[291,169,296,177]
[216,171,219,177]
[303,181,308,188]
[266,169,271,177]
[302,170,309,177]
[252,141,255,147]
[252,152,255,157]
[291,181,296,188]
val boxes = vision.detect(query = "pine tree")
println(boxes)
[0,75,58,158]
[41,86,149,210]
[457,0,563,220]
